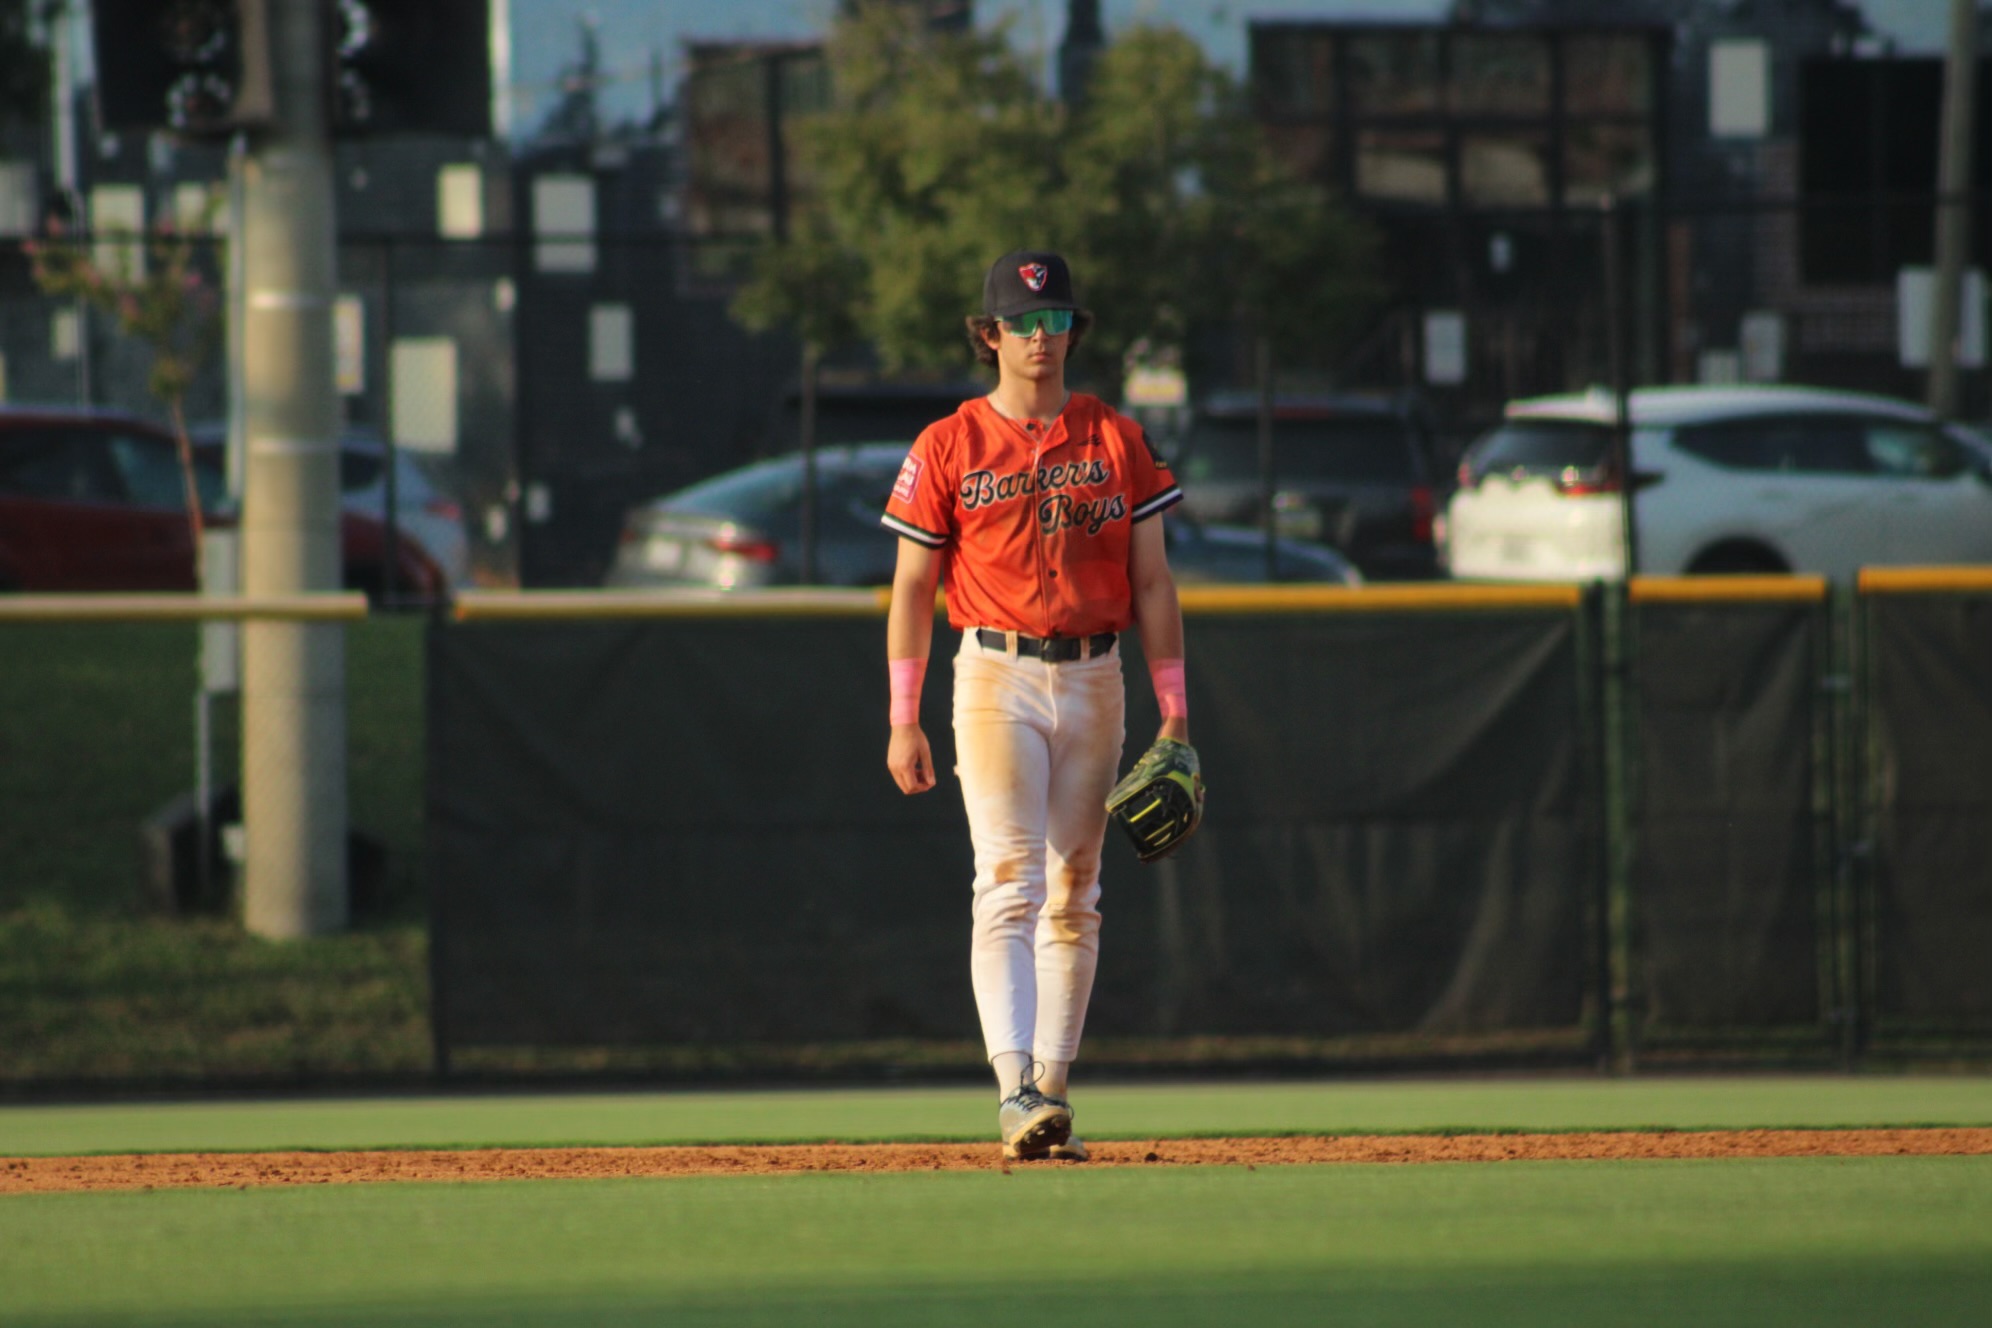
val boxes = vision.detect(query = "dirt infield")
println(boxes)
[5,1129,1991,1194]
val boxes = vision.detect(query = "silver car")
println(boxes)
[606,443,1361,589]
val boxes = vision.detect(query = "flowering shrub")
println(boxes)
[25,211,224,574]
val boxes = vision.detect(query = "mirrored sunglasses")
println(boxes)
[998,308,1075,337]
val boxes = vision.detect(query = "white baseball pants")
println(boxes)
[952,629,1126,1065]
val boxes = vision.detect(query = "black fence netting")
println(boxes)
[427,614,973,1048]
[427,605,1599,1058]
[1865,593,1992,1033]
[1107,611,1596,1041]
[1628,598,1829,1040]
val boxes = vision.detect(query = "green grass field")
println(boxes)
[4,1077,1991,1326]
[7,622,1991,1324]
[5,1075,1992,1155]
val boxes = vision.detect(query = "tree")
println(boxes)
[796,0,1062,373]
[1056,25,1239,370]
[26,210,224,577]
[735,3,1382,399]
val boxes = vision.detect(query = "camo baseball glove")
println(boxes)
[1105,737,1205,863]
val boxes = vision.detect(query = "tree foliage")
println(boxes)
[732,3,1381,391]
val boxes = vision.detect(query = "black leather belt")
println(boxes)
[976,628,1117,662]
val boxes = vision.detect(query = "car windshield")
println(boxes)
[340,450,386,492]
[1177,416,1419,484]
[1468,420,1614,477]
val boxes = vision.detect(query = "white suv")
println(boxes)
[1443,384,1992,581]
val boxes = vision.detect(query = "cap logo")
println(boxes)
[1019,263,1049,293]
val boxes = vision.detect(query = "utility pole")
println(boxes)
[239,0,347,937]
[1927,0,1978,419]
[50,1,89,404]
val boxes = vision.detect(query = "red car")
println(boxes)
[0,407,444,598]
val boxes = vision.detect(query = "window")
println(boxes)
[1676,416,1872,474]
[1357,128,1447,204]
[0,430,123,502]
[1864,422,1965,478]
[1349,32,1441,116]
[1452,34,1550,116]
[1466,420,1613,479]
[1564,121,1655,205]
[1461,132,1550,207]
[340,449,387,493]
[1564,35,1652,116]
[106,432,187,508]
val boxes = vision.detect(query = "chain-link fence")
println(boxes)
[2,192,1981,589]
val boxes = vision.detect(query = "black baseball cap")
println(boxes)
[983,250,1077,319]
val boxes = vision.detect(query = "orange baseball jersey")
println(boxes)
[881,393,1183,638]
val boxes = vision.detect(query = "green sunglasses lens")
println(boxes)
[1001,309,1074,337]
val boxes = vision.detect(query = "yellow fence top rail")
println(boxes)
[1629,575,1829,604]
[455,583,1586,621]
[0,593,370,623]
[453,588,894,621]
[1178,582,1585,613]
[1857,566,1992,595]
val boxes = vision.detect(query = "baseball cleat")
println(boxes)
[998,1085,1072,1160]
[1047,1135,1089,1162]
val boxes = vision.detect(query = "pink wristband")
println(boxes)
[888,658,925,726]
[1150,658,1188,719]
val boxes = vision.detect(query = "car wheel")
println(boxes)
[1687,541,1789,575]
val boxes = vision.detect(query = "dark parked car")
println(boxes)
[0,407,444,597]
[605,443,1361,589]
[1169,391,1442,580]
[191,422,469,590]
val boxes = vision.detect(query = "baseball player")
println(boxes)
[882,249,1191,1161]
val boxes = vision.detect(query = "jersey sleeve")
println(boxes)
[880,424,952,549]
[1126,420,1184,523]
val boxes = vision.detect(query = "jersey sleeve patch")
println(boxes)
[892,454,923,504]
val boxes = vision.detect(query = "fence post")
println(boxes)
[1600,581,1636,1073]
[1844,583,1878,1064]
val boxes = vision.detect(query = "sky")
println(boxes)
[506,0,1961,134]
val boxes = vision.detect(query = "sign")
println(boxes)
[1898,267,1987,369]
[1424,310,1467,385]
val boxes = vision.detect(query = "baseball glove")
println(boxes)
[1105,737,1205,863]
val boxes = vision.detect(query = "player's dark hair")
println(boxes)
[964,310,1093,368]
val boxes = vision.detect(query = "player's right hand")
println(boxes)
[887,725,936,795]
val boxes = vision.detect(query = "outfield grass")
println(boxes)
[0,617,427,920]
[3,1158,1989,1326]
[0,618,432,1086]
[3,1075,1991,1156]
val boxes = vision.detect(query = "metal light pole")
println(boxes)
[1927,0,1978,419]
[239,0,348,937]
[1601,194,1638,577]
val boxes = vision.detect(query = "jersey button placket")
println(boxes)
[1030,428,1054,639]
